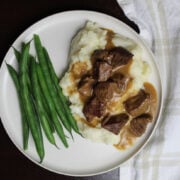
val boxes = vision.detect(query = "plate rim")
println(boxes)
[0,10,163,176]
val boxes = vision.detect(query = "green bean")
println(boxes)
[29,56,53,134]
[34,34,72,136]
[13,42,27,63]
[13,48,21,63]
[19,43,44,162]
[58,88,80,133]
[43,47,80,134]
[42,47,59,81]
[19,43,30,74]
[21,42,26,50]
[36,64,68,148]
[30,59,56,146]
[13,46,33,87]
[21,74,45,162]
[6,64,29,150]
[40,93,55,133]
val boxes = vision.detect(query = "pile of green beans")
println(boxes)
[6,35,81,162]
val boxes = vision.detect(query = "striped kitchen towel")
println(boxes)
[116,0,180,180]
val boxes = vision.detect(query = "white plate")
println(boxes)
[0,10,163,176]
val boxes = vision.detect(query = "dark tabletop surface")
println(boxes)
[0,0,139,179]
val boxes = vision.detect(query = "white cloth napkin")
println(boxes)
[116,0,180,179]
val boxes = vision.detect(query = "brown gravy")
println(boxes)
[68,27,158,149]
[144,82,157,115]
[79,117,100,127]
[105,30,115,50]
[115,82,157,150]
[70,61,88,80]
[115,59,133,76]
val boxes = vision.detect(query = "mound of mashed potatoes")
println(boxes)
[60,21,155,148]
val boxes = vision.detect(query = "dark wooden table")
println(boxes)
[0,0,139,179]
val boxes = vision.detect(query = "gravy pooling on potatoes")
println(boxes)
[60,21,157,148]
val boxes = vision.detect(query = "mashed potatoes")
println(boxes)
[60,21,151,145]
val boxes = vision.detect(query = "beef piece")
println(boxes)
[83,97,106,121]
[123,90,150,116]
[91,49,112,64]
[109,47,133,68]
[91,47,133,69]
[102,113,129,135]
[78,76,95,97]
[94,82,120,102]
[93,61,112,82]
[130,114,152,137]
[110,73,130,92]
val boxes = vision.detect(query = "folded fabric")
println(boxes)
[116,0,180,179]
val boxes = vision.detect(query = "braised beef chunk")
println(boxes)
[83,97,106,121]
[109,47,133,68]
[110,73,130,92]
[93,61,112,82]
[139,113,153,122]
[102,113,129,134]
[91,49,112,64]
[94,82,120,102]
[78,76,95,97]
[123,90,150,116]
[130,114,152,137]
[91,47,133,69]
[82,47,137,123]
